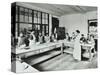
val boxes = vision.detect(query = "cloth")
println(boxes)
[73,34,81,61]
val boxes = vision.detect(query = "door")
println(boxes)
[52,17,59,34]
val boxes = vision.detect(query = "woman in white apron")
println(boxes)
[73,30,81,61]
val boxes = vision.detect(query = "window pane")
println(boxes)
[28,24,32,30]
[44,14,46,19]
[16,6,18,22]
[46,19,48,24]
[38,12,41,18]
[35,25,38,30]
[33,25,36,30]
[15,23,18,38]
[20,15,24,22]
[25,9,29,22]
[38,18,41,24]
[42,13,44,19]
[42,13,47,24]
[19,23,32,32]
[42,18,44,24]
[38,25,40,30]
[46,25,48,30]
[34,11,38,18]
[42,25,44,31]
[45,14,48,19]
[37,12,41,23]
[29,10,32,23]
[34,17,37,23]
[34,11,38,23]
[19,7,24,22]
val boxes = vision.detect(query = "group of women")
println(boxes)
[16,30,59,48]
[65,30,95,61]
[11,28,95,61]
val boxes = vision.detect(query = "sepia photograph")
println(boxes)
[11,2,98,73]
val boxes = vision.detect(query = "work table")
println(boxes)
[12,41,64,58]
[12,40,95,61]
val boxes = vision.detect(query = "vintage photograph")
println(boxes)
[11,2,98,73]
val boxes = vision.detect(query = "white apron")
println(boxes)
[73,34,81,61]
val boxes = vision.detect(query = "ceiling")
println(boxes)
[22,2,97,16]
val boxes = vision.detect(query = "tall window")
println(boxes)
[15,5,49,37]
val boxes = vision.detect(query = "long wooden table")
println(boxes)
[62,40,95,61]
[12,40,95,61]
[12,41,63,58]
[11,41,64,72]
[81,43,95,61]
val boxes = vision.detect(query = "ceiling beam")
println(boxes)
[16,2,61,16]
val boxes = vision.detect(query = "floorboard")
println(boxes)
[23,49,97,71]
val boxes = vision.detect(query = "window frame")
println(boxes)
[15,5,49,37]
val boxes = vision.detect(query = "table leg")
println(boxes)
[89,48,92,62]
[61,43,64,54]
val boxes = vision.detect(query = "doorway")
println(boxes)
[52,17,59,34]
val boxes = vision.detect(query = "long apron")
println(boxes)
[73,34,81,61]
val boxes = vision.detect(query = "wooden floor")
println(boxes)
[24,49,97,71]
